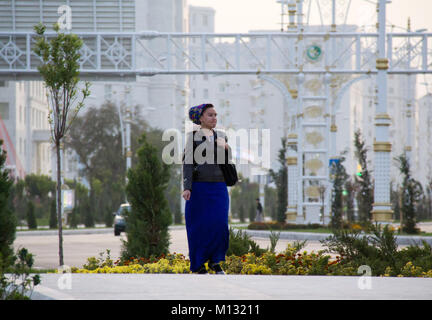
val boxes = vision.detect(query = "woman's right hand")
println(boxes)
[182,190,191,201]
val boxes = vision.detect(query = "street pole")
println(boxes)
[372,0,393,223]
[125,86,132,176]
[123,85,133,204]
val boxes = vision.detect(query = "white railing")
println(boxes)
[1,31,432,80]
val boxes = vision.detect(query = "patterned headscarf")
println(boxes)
[188,104,212,125]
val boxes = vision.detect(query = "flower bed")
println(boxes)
[68,246,432,277]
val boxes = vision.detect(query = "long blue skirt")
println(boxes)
[185,181,229,272]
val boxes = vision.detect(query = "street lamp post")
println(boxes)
[124,86,133,186]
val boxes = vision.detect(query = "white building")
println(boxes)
[0,0,189,180]
[0,80,51,178]
[415,93,432,186]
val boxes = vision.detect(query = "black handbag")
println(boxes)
[219,162,238,186]
[214,131,238,187]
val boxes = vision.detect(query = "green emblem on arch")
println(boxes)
[306,45,322,61]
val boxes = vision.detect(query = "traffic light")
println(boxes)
[356,164,362,177]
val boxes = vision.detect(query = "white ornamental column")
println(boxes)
[296,72,305,223]
[372,0,393,222]
[286,133,298,222]
[405,19,413,160]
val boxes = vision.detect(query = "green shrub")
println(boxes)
[227,228,278,257]
[227,228,251,257]
[122,133,171,260]
[26,201,37,230]
[82,249,113,271]
[320,224,432,276]
[49,199,57,229]
[0,248,41,300]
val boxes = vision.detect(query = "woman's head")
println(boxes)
[188,103,217,128]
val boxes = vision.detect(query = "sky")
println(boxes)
[187,0,432,34]
[187,0,432,97]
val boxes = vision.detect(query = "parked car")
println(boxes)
[113,203,130,236]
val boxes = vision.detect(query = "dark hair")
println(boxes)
[200,104,214,118]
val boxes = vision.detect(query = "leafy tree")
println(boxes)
[67,102,176,225]
[24,174,55,200]
[26,201,37,230]
[395,153,423,234]
[425,178,432,220]
[166,167,182,225]
[344,180,355,223]
[0,140,15,267]
[69,207,79,229]
[264,185,278,221]
[416,177,432,221]
[121,133,172,260]
[230,174,259,222]
[269,137,288,223]
[67,103,125,221]
[330,157,349,229]
[49,199,57,229]
[353,130,373,223]
[64,179,90,228]
[33,23,91,266]
[238,203,246,223]
[24,174,55,222]
[9,179,27,224]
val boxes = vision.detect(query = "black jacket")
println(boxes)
[182,129,232,191]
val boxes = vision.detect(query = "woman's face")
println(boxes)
[200,107,217,128]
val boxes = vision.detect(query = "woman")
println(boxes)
[182,103,231,274]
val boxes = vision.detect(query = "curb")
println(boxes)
[16,228,113,237]
[16,225,188,237]
[16,226,432,246]
[235,229,432,246]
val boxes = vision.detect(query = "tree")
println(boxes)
[24,174,55,223]
[230,174,259,222]
[0,140,15,266]
[121,133,172,260]
[9,179,27,224]
[26,201,37,230]
[264,185,278,221]
[330,157,349,229]
[269,137,288,223]
[64,178,91,228]
[395,153,423,234]
[49,199,57,229]
[67,103,125,221]
[344,180,355,223]
[67,102,175,225]
[353,130,374,223]
[33,23,91,266]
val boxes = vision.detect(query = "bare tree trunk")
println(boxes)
[56,140,64,266]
